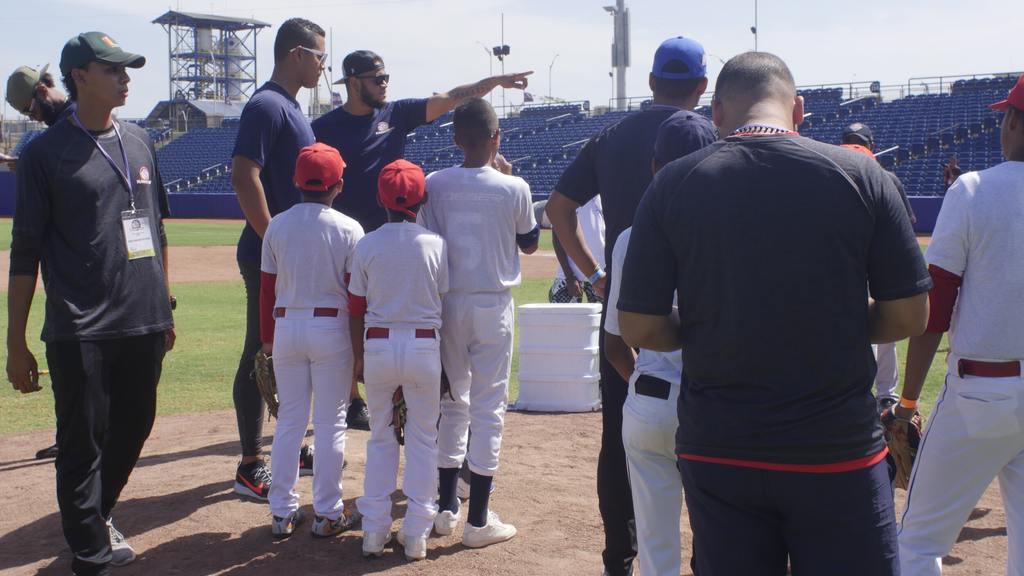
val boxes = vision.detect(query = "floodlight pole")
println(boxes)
[754,0,759,51]
[549,54,559,99]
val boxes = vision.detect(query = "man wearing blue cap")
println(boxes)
[545,36,710,576]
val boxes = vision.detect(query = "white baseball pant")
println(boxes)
[357,328,442,538]
[622,374,682,576]
[873,342,900,401]
[437,291,514,475]
[898,369,1024,575]
[268,312,353,520]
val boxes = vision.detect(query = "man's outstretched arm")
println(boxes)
[426,71,533,122]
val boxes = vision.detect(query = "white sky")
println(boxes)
[3,0,1022,119]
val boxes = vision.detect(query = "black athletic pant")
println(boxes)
[597,305,636,576]
[47,332,165,576]
[233,259,266,458]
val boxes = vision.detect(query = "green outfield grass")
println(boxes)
[0,218,243,251]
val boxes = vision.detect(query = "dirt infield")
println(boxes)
[0,411,1009,575]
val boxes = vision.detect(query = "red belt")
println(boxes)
[958,359,1021,378]
[273,307,339,318]
[366,327,436,340]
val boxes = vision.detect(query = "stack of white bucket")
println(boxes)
[513,303,603,412]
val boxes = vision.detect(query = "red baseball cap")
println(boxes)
[294,143,346,192]
[378,159,426,218]
[989,74,1024,111]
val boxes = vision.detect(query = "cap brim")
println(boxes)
[989,99,1009,111]
[101,53,146,69]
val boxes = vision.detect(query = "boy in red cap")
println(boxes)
[348,159,449,560]
[259,142,364,539]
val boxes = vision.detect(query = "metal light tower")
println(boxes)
[604,0,630,111]
[548,54,559,99]
[751,0,759,51]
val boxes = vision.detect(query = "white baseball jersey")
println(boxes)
[261,202,365,316]
[555,196,607,282]
[419,166,536,293]
[605,227,682,384]
[348,221,449,330]
[926,161,1024,361]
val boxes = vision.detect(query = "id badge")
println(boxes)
[121,209,155,260]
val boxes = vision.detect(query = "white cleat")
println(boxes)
[433,505,460,536]
[361,530,392,557]
[396,530,427,560]
[462,511,517,548]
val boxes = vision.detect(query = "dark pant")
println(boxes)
[233,259,266,457]
[679,458,899,576]
[47,332,165,576]
[598,338,636,575]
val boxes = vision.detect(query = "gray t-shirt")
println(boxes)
[11,117,173,342]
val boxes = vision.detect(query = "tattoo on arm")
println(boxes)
[447,80,492,104]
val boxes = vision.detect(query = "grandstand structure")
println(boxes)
[4,71,1016,231]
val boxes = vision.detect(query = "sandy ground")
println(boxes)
[0,411,1009,576]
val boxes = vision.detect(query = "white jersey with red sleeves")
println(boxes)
[605,227,682,384]
[418,166,536,293]
[555,196,606,282]
[261,202,364,316]
[926,161,1024,361]
[348,221,449,330]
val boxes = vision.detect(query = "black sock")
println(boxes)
[468,472,493,527]
[438,467,460,513]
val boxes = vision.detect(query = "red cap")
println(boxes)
[989,74,1024,111]
[378,159,426,218]
[294,143,346,192]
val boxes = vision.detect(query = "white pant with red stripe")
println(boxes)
[898,369,1024,575]
[437,291,514,476]
[356,328,442,538]
[268,313,353,520]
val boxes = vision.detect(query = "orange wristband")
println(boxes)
[899,397,918,410]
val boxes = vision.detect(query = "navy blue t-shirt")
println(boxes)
[312,98,429,232]
[618,135,932,465]
[232,81,315,264]
[555,104,681,265]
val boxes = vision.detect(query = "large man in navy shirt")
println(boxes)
[618,51,931,575]
[312,50,531,233]
[230,17,326,501]
[544,37,710,576]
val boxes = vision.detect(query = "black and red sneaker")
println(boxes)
[299,445,314,477]
[234,460,272,501]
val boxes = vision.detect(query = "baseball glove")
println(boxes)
[881,405,924,490]
[392,387,407,445]
[253,350,279,420]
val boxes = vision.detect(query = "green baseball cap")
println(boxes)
[59,31,145,77]
[6,64,48,113]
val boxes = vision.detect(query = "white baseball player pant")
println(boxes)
[357,328,442,538]
[873,342,900,400]
[898,368,1024,575]
[437,291,514,475]
[268,312,353,520]
[622,374,682,576]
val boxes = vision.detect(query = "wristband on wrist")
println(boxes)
[898,397,918,410]
[587,267,606,285]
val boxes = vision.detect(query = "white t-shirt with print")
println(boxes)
[419,166,537,293]
[261,202,364,324]
[927,161,1024,361]
[348,221,449,330]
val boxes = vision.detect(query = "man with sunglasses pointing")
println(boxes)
[312,50,532,234]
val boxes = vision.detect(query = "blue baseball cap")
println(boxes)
[652,36,706,80]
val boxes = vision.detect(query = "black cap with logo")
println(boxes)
[60,32,146,77]
[335,50,384,84]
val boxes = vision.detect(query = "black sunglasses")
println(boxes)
[355,73,389,86]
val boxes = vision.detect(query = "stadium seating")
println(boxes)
[11,76,1011,201]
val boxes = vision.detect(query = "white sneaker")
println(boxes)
[361,530,392,557]
[462,511,517,548]
[106,519,136,566]
[396,530,428,560]
[433,505,460,536]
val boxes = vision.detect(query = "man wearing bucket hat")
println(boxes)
[545,36,711,576]
[896,73,1024,576]
[7,32,174,576]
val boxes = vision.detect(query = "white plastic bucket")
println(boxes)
[514,303,603,412]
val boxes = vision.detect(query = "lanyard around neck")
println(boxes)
[72,112,135,209]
